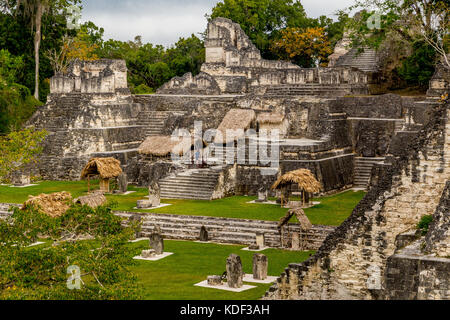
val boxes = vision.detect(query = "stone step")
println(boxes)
[133,213,334,249]
[353,157,385,189]
[160,194,212,200]
[160,188,214,195]
[159,182,217,190]
[142,217,279,229]
[160,189,215,196]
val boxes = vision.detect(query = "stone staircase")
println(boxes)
[265,84,364,97]
[0,203,18,219]
[353,157,385,189]
[159,167,223,200]
[394,119,406,133]
[116,211,336,250]
[335,48,379,73]
[136,111,171,137]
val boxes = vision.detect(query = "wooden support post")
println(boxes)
[302,190,305,207]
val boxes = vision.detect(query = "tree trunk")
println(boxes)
[33,4,43,101]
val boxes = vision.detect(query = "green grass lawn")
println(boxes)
[0,181,365,226]
[129,240,314,300]
[18,238,312,300]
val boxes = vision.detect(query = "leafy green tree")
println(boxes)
[0,203,141,299]
[311,11,351,48]
[0,128,47,180]
[165,34,205,77]
[347,0,449,66]
[397,40,437,88]
[12,0,81,100]
[209,0,312,57]
[0,50,41,133]
[0,4,77,100]
[343,0,449,89]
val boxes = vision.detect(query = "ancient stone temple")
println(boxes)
[27,17,446,202]
[12,16,450,299]
[264,99,450,300]
[159,17,370,96]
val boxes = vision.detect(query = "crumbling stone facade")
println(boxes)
[264,101,450,300]
[26,17,443,199]
[50,59,130,99]
[158,18,370,96]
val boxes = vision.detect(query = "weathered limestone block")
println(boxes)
[226,254,244,288]
[149,231,164,255]
[148,182,161,207]
[291,232,300,250]
[426,59,450,97]
[424,181,450,257]
[207,275,222,286]
[200,226,209,242]
[256,233,265,248]
[253,254,268,280]
[117,173,128,193]
[256,189,268,203]
[157,72,221,95]
[136,200,152,209]
[50,59,129,95]
[141,249,156,258]
[12,173,31,186]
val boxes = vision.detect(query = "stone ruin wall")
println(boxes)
[158,17,370,96]
[50,59,130,97]
[264,100,449,300]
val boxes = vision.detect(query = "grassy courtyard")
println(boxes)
[0,181,365,226]
[21,238,313,300]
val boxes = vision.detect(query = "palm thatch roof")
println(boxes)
[138,135,204,157]
[214,108,256,144]
[278,208,312,230]
[272,169,322,193]
[80,157,122,179]
[22,192,73,218]
[75,192,107,209]
[257,112,285,124]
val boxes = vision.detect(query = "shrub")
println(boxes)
[132,83,154,94]
[417,215,433,236]
[0,203,141,300]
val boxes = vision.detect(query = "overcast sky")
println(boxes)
[80,0,355,47]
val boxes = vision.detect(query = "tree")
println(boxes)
[347,0,449,68]
[0,128,47,181]
[343,0,449,89]
[0,203,141,299]
[0,50,41,133]
[397,40,437,87]
[271,27,333,67]
[46,30,99,74]
[209,0,312,57]
[15,0,81,100]
[165,34,205,77]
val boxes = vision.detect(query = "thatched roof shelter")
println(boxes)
[272,169,322,193]
[80,157,122,179]
[75,192,107,209]
[22,192,73,218]
[257,112,285,124]
[278,208,312,231]
[138,135,205,157]
[214,108,256,144]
